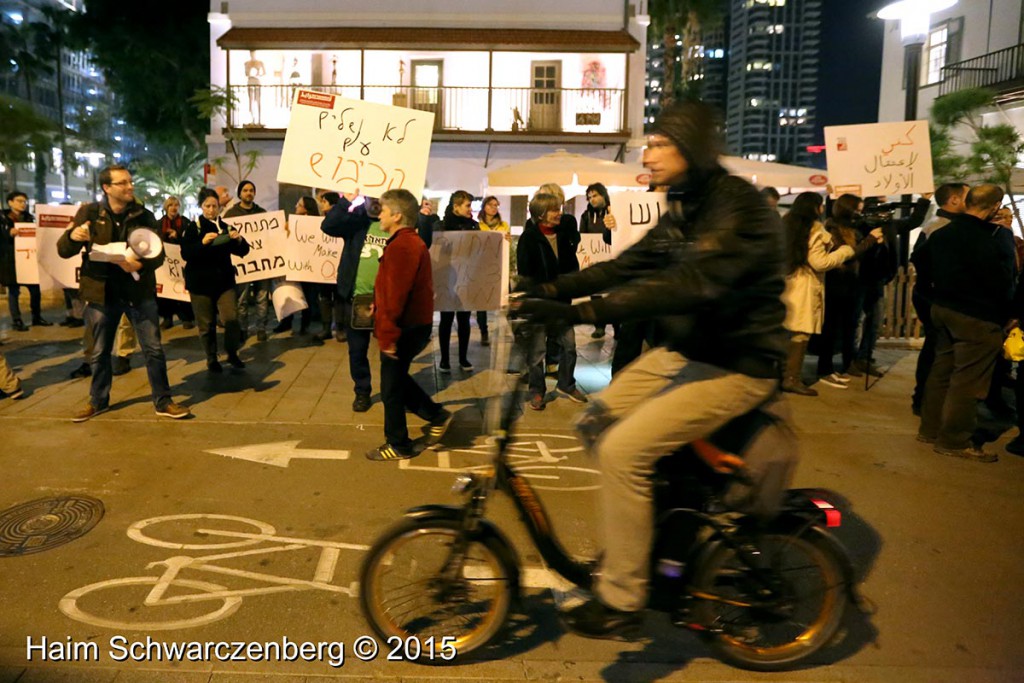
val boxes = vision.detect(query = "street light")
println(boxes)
[876,0,957,264]
[876,0,958,121]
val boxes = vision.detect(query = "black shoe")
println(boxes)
[318,329,333,341]
[352,393,371,412]
[272,320,291,334]
[438,361,451,374]
[69,363,91,378]
[459,359,474,372]
[366,441,420,461]
[160,318,174,330]
[12,319,27,332]
[111,356,131,376]
[181,320,195,330]
[226,353,246,369]
[480,333,490,347]
[67,317,85,328]
[560,598,642,641]
[32,317,52,327]
[60,317,74,327]
[207,359,223,373]
[424,408,453,445]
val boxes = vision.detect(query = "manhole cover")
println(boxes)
[0,496,104,557]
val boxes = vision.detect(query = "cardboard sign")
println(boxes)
[222,210,289,284]
[608,191,666,255]
[277,91,435,199]
[430,232,508,312]
[284,214,343,285]
[577,233,613,270]
[824,120,934,198]
[13,224,38,285]
[154,243,190,302]
[34,204,80,290]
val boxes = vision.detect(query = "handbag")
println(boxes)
[1004,327,1024,361]
[351,294,375,330]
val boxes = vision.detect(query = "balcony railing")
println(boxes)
[227,84,626,136]
[939,44,1024,97]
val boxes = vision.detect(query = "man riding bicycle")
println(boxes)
[516,102,789,639]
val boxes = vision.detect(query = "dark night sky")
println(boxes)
[814,0,888,147]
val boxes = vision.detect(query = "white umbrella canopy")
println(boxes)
[486,149,651,195]
[485,149,828,196]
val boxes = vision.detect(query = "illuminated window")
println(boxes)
[923,18,962,85]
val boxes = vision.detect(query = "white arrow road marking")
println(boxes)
[204,442,350,468]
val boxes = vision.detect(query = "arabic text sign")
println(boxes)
[824,120,934,198]
[277,91,435,199]
[430,232,509,312]
[222,211,289,284]
[284,215,343,285]
[608,191,666,255]
[35,205,80,290]
[577,234,613,270]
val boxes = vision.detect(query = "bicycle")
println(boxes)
[60,513,366,631]
[358,318,866,671]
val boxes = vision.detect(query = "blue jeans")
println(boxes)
[83,299,172,410]
[527,324,577,395]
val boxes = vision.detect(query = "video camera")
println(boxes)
[858,201,918,229]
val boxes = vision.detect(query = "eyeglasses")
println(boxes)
[109,180,134,187]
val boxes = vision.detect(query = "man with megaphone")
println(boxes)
[57,164,191,423]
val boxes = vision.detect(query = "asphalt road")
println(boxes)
[0,318,1022,682]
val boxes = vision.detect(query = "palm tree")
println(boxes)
[649,0,726,106]
[0,96,57,197]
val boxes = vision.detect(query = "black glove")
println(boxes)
[513,276,557,299]
[514,298,580,326]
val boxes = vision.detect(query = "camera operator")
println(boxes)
[849,194,930,377]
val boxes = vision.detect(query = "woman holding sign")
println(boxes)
[436,191,479,372]
[181,188,251,373]
[475,196,509,346]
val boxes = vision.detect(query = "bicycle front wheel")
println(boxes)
[359,518,515,660]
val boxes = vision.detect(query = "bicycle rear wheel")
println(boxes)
[691,530,846,672]
[359,518,515,659]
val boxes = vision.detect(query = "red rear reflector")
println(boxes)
[810,498,842,528]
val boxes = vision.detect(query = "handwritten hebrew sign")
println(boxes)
[277,91,435,199]
[284,215,343,285]
[608,191,666,255]
[824,120,934,198]
[577,234,613,270]
[430,232,509,312]
[222,210,289,284]
[154,244,190,302]
[13,225,38,285]
[35,204,80,290]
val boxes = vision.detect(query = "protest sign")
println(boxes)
[13,225,38,285]
[577,233,613,270]
[284,215,343,285]
[430,232,508,312]
[608,191,666,255]
[271,281,308,320]
[34,205,80,290]
[222,210,289,284]
[154,244,189,302]
[824,120,934,198]
[277,91,435,198]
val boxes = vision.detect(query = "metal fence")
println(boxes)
[228,84,626,134]
[939,44,1024,96]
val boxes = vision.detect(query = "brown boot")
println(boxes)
[783,339,818,396]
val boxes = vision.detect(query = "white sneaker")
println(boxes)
[819,374,848,389]
[830,372,852,384]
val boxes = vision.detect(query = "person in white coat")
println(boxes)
[781,192,882,395]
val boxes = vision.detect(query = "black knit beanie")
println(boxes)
[237,180,255,197]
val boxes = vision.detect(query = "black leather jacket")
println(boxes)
[553,169,788,379]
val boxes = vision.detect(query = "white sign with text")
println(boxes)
[222,211,289,284]
[430,232,508,312]
[577,233,613,270]
[34,205,80,290]
[608,191,666,255]
[13,224,38,285]
[277,91,435,198]
[154,243,190,302]
[284,215,343,285]
[825,120,934,198]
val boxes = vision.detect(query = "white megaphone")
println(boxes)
[127,228,164,281]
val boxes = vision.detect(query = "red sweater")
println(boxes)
[374,227,434,350]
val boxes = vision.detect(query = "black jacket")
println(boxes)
[0,209,34,286]
[57,200,164,306]
[180,216,251,296]
[551,170,788,379]
[517,217,580,292]
[436,213,480,233]
[914,212,1016,325]
[579,207,612,245]
[320,197,371,300]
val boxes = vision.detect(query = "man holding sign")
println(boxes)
[1,192,50,330]
[57,164,190,423]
